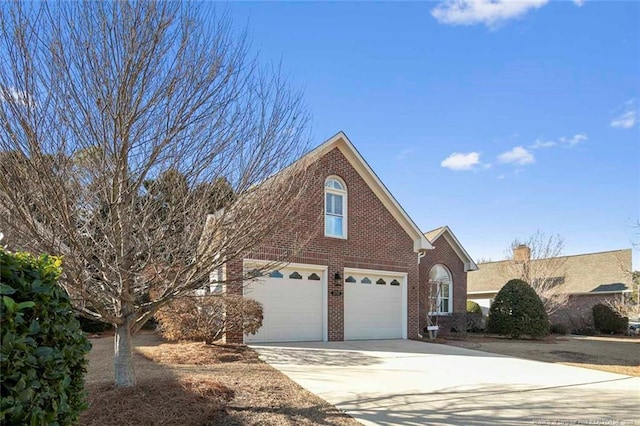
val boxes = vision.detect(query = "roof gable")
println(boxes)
[305,132,432,252]
[425,226,478,272]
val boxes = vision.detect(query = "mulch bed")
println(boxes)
[82,333,359,425]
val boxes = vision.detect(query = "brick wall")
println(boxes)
[419,234,467,336]
[225,146,420,343]
[549,293,621,331]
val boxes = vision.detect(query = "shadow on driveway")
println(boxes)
[251,339,508,367]
[335,381,639,426]
[252,339,640,425]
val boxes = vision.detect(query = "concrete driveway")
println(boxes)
[251,339,640,426]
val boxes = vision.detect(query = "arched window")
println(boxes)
[428,264,453,314]
[324,176,347,238]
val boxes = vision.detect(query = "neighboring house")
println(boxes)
[467,248,634,329]
[221,131,477,343]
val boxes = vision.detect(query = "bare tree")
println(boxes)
[0,1,314,387]
[500,231,569,315]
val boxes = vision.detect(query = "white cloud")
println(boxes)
[431,0,549,27]
[559,133,587,146]
[0,87,32,107]
[530,133,587,149]
[611,100,637,129]
[497,146,534,165]
[611,111,637,129]
[530,139,556,149]
[396,148,415,161]
[572,0,585,6]
[441,152,481,171]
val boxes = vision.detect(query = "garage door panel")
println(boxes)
[244,266,325,343]
[344,271,404,340]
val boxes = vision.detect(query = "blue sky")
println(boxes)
[226,0,640,268]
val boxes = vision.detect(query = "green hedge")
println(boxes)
[592,303,628,334]
[0,248,91,425]
[466,300,482,314]
[486,279,549,339]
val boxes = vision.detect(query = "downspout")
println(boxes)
[417,249,428,339]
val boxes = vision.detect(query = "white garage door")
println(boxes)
[244,264,326,343]
[344,269,405,340]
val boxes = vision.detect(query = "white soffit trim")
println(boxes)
[308,132,432,252]
[426,226,478,272]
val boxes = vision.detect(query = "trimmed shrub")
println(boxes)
[550,323,568,335]
[0,248,91,425]
[156,294,263,344]
[466,312,485,332]
[592,303,628,334]
[486,279,549,339]
[466,300,482,314]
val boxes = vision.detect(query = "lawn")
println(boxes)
[81,332,360,426]
[441,334,640,377]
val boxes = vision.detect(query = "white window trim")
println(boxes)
[428,264,453,316]
[324,176,347,239]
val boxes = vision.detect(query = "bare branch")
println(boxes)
[0,1,314,386]
[499,231,568,315]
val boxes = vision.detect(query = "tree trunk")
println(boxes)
[114,323,136,387]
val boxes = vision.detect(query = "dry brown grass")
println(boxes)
[82,332,359,425]
[442,334,640,376]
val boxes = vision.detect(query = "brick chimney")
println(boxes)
[513,244,531,262]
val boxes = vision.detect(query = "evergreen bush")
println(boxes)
[0,248,91,425]
[466,300,482,314]
[486,278,549,339]
[592,303,628,334]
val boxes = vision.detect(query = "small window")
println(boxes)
[269,270,283,278]
[308,273,321,281]
[325,179,344,190]
[361,277,371,284]
[345,276,356,283]
[325,177,347,238]
[376,278,386,285]
[390,279,400,286]
[428,264,453,315]
[289,271,302,279]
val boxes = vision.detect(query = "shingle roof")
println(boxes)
[424,226,478,271]
[467,249,633,295]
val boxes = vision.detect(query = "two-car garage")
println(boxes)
[243,262,407,343]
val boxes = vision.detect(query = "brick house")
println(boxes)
[467,248,634,330]
[220,132,477,343]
